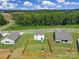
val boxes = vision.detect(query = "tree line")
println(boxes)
[11,10,79,26]
[0,13,7,26]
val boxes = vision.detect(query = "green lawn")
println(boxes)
[46,32,79,59]
[5,24,79,31]
[0,32,79,59]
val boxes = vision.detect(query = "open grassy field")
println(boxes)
[5,24,79,31]
[0,32,79,59]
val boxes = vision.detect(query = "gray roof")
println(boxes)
[55,30,72,41]
[7,32,20,41]
[0,33,2,36]
[35,30,44,35]
[0,32,6,35]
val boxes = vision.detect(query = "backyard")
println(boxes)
[0,32,79,59]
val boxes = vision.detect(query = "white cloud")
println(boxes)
[0,0,9,9]
[56,5,62,8]
[33,4,59,10]
[1,2,8,7]
[57,0,65,3]
[38,0,48,2]
[42,1,56,6]
[8,5,15,9]
[24,1,33,7]
[10,0,16,1]
[33,5,42,9]
[33,5,48,10]
[0,6,3,9]
[8,3,17,9]
[0,2,17,9]
[64,2,79,5]
[0,0,9,2]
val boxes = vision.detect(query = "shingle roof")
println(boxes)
[55,30,72,41]
[35,30,44,35]
[0,33,2,36]
[0,32,6,35]
[7,32,20,41]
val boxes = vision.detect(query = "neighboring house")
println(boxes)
[54,30,72,43]
[1,32,20,44]
[77,39,79,52]
[0,32,9,37]
[34,30,44,42]
[0,33,2,37]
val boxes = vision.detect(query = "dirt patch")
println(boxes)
[0,49,12,59]
[23,52,51,56]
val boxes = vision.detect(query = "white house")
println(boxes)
[0,32,9,37]
[34,30,44,42]
[1,32,20,44]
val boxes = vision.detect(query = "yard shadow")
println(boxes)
[53,32,55,42]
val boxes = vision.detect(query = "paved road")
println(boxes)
[3,28,79,33]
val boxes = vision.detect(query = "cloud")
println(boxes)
[24,1,33,7]
[33,4,59,10]
[8,3,17,9]
[1,2,8,7]
[64,2,79,5]
[0,0,9,2]
[42,1,56,6]
[0,0,9,9]
[38,0,48,2]
[56,5,62,8]
[57,0,65,3]
[0,2,17,9]
[0,6,3,9]
[10,0,16,1]
[33,5,48,10]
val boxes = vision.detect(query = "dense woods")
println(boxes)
[11,10,79,26]
[0,13,7,26]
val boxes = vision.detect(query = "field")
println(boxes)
[5,24,79,31]
[0,32,79,59]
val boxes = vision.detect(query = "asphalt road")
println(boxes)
[3,28,79,33]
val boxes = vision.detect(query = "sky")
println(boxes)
[0,0,79,10]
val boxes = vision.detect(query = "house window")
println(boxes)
[61,40,68,42]
[5,41,10,43]
[41,38,43,40]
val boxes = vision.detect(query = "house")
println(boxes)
[77,39,79,52]
[1,32,20,44]
[54,30,72,43]
[0,32,9,37]
[0,33,2,37]
[34,30,44,42]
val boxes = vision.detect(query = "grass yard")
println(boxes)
[5,24,79,31]
[46,32,79,59]
[0,32,79,59]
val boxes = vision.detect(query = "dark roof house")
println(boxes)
[35,30,44,35]
[55,30,72,43]
[7,32,20,41]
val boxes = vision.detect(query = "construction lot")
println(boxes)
[0,32,79,59]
